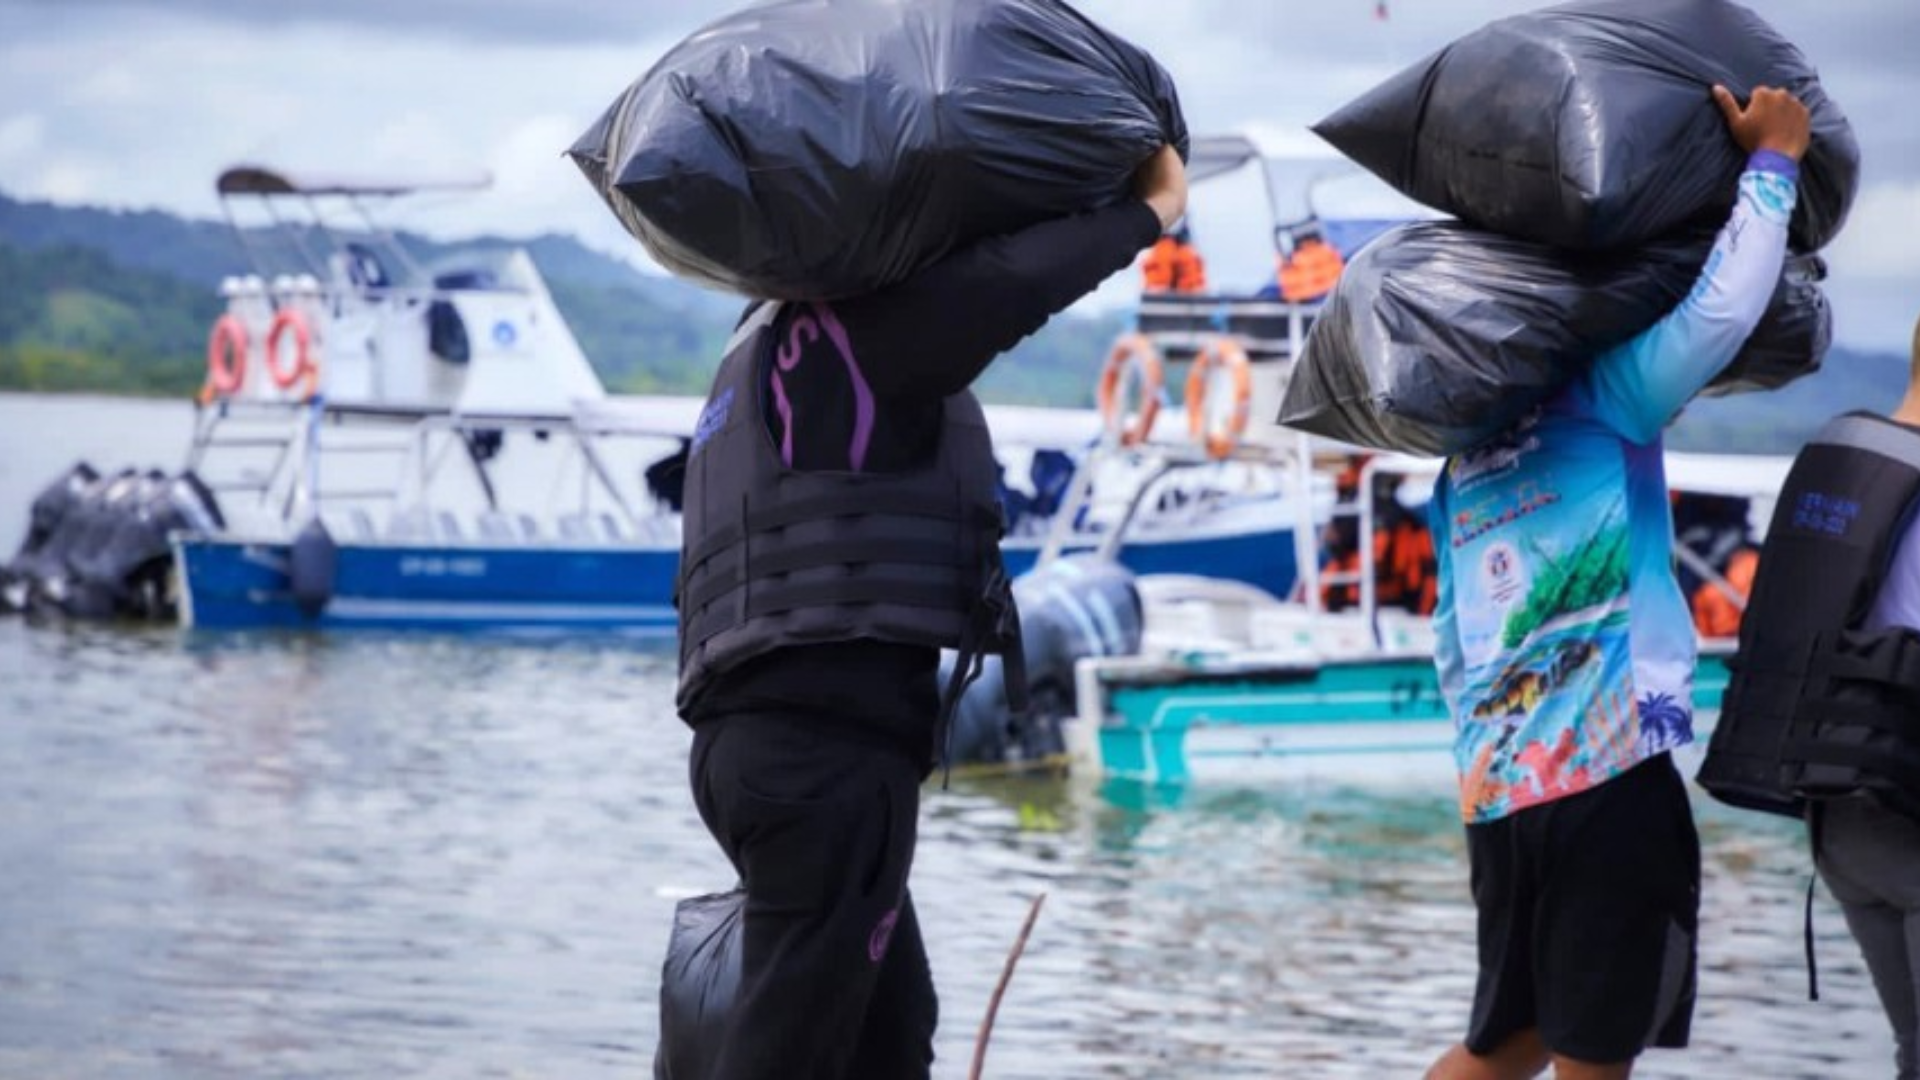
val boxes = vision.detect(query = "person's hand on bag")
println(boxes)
[1713,83,1812,161]
[1134,144,1188,232]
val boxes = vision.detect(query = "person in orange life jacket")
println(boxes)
[1320,458,1437,615]
[1691,544,1759,639]
[674,145,1188,1080]
[1424,85,1809,1080]
[1141,220,1208,294]
[1324,508,1438,616]
[1318,454,1369,611]
[1276,221,1345,303]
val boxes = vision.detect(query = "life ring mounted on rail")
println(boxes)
[198,314,248,405]
[1185,335,1253,459]
[264,308,320,399]
[1095,333,1164,447]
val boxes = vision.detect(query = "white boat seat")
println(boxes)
[1250,606,1376,657]
[386,507,434,542]
[323,508,376,542]
[477,511,518,543]
[631,515,681,546]
[557,512,595,544]
[1375,610,1437,654]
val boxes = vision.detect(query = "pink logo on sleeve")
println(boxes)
[868,908,899,963]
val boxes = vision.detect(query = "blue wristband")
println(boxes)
[1747,149,1800,180]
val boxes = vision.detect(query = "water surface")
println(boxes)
[0,392,1897,1077]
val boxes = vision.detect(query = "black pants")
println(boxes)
[1464,752,1700,1063]
[688,710,936,1080]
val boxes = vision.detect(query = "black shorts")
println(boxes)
[1464,752,1701,1064]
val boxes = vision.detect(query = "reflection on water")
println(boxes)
[0,618,1895,1078]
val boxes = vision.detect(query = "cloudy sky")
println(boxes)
[2,0,1915,352]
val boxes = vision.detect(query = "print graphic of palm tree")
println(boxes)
[1636,691,1690,746]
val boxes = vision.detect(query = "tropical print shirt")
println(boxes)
[1431,157,1800,825]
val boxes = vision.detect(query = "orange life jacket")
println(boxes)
[1321,548,1363,612]
[1693,546,1759,638]
[1387,519,1438,616]
[1277,238,1344,302]
[1143,237,1207,294]
[1321,519,1438,615]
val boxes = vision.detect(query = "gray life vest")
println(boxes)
[1699,413,1920,821]
[675,303,1023,718]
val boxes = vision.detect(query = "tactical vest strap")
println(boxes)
[1797,698,1916,738]
[683,537,971,614]
[742,576,971,618]
[1786,739,1920,798]
[1813,628,1920,698]
[682,488,989,576]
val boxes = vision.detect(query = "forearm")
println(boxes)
[830,201,1163,399]
[1587,153,1799,443]
[1429,491,1466,714]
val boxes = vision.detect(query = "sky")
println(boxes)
[1,0,1915,353]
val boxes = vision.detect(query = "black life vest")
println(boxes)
[675,303,1023,718]
[1699,413,1920,820]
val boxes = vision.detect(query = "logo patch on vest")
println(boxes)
[1791,491,1861,538]
[692,387,734,456]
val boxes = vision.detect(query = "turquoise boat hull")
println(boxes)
[1095,650,1734,785]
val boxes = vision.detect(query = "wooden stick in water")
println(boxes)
[968,891,1048,1080]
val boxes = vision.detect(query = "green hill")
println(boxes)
[0,242,220,393]
[0,190,1121,402]
[0,189,1904,451]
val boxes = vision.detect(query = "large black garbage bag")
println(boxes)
[1698,252,1831,397]
[653,888,744,1080]
[570,0,1186,300]
[1312,0,1858,253]
[1279,222,1831,457]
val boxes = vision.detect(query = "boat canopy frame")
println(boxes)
[214,163,495,295]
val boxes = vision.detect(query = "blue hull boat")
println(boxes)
[176,538,681,632]
[177,516,1299,633]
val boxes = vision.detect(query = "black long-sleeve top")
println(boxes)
[685,199,1162,753]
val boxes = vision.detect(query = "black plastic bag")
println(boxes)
[570,0,1186,300]
[654,888,744,1080]
[1278,222,1831,457]
[1700,252,1830,397]
[1312,0,1858,253]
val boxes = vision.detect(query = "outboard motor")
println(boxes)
[943,555,1145,767]
[77,470,226,619]
[61,470,176,618]
[30,468,144,616]
[10,465,224,620]
[2,461,98,613]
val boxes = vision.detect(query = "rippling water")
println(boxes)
[0,393,1897,1076]
[0,617,1896,1079]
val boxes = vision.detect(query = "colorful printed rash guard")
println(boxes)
[1430,156,1800,825]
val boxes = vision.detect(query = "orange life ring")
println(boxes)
[1096,333,1163,447]
[1184,336,1253,459]
[264,308,318,397]
[199,314,248,404]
